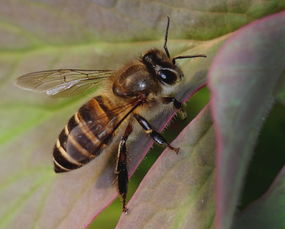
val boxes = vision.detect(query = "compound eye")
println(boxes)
[158,69,177,85]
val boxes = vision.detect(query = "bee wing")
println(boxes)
[69,100,138,143]
[16,69,114,97]
[61,99,141,169]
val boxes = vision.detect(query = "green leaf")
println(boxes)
[275,72,285,105]
[116,105,215,229]
[0,33,223,228]
[0,1,284,229]
[233,167,285,229]
[209,11,285,229]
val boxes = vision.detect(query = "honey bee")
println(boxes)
[16,17,206,213]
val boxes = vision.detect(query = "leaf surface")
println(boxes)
[208,11,285,229]
[0,20,218,229]
[0,1,284,229]
[116,105,215,229]
[233,166,285,229]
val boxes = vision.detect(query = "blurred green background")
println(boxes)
[89,87,285,228]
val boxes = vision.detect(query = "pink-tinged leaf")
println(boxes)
[233,166,285,229]
[1,1,284,229]
[84,42,220,227]
[0,46,208,229]
[208,11,285,229]
[0,37,221,229]
[116,105,215,229]
[0,0,284,50]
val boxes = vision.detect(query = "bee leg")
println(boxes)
[162,96,182,109]
[115,123,133,214]
[162,97,187,120]
[134,114,179,154]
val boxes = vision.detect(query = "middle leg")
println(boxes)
[134,114,179,154]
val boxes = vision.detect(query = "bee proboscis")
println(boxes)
[16,17,206,213]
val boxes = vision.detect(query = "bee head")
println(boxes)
[141,17,206,87]
[142,49,184,86]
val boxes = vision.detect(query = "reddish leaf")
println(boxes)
[1,1,284,229]
[209,11,285,229]
[116,105,215,229]
[0,38,215,229]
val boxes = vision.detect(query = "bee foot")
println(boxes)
[168,145,180,154]
[123,207,129,214]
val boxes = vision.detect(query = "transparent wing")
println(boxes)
[16,69,114,97]
[65,99,140,161]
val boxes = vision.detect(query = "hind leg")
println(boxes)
[115,123,133,213]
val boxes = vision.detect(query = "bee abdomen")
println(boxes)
[53,96,117,173]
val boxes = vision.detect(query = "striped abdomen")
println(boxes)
[53,96,120,173]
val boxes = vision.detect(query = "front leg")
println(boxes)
[162,96,187,120]
[134,114,179,154]
[115,123,133,213]
[162,96,182,109]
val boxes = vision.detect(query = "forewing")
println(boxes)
[65,99,139,164]
[16,69,114,97]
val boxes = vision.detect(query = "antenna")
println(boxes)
[172,55,207,64]
[163,16,171,58]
